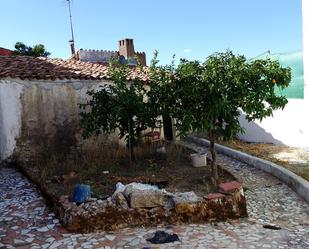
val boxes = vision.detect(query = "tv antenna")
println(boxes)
[67,0,76,58]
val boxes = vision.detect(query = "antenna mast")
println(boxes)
[67,0,76,58]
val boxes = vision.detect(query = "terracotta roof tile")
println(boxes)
[0,56,149,82]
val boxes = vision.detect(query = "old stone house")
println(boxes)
[0,56,148,160]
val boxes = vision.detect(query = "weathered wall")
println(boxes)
[0,80,23,159]
[0,78,110,160]
[238,2,309,147]
[78,49,118,63]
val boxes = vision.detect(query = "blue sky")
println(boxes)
[0,0,303,65]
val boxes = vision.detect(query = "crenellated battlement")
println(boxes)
[77,49,119,63]
[76,39,147,66]
[135,51,147,66]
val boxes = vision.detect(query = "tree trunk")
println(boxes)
[209,137,219,185]
[129,145,135,162]
[128,117,136,165]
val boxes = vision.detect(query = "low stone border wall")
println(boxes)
[57,183,247,233]
[12,160,247,233]
[188,135,309,203]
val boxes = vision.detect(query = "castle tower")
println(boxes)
[118,39,135,59]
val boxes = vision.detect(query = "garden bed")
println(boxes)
[13,139,247,232]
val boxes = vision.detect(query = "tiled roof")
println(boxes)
[0,56,149,82]
[0,47,13,56]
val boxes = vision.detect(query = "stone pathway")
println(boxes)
[219,139,309,180]
[1,146,309,248]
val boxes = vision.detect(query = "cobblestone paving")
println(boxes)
[1,146,309,248]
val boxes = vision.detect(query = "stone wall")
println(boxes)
[77,39,147,66]
[0,78,111,160]
[58,188,247,233]
[136,52,147,67]
[77,49,118,63]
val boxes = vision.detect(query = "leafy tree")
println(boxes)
[80,61,158,162]
[172,51,291,183]
[147,51,176,123]
[79,50,291,182]
[13,42,50,57]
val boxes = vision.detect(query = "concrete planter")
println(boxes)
[190,153,207,167]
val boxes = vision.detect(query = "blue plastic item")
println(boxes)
[72,184,91,205]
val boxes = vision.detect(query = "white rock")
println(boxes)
[47,224,55,229]
[173,191,200,204]
[37,226,49,232]
[105,235,116,241]
[111,182,126,199]
[122,182,159,199]
[21,229,30,235]
[25,237,34,243]
[13,239,25,245]
[53,219,59,224]
[49,241,62,249]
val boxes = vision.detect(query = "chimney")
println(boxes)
[118,39,135,59]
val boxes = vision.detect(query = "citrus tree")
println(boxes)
[80,61,158,162]
[172,51,291,183]
[146,51,176,129]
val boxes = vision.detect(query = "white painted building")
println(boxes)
[238,1,309,147]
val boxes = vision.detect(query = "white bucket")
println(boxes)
[190,153,207,167]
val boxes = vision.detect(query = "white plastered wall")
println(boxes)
[0,78,110,160]
[0,80,23,159]
[238,1,309,147]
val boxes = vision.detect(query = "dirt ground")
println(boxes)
[220,139,309,181]
[18,141,234,200]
